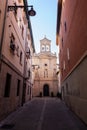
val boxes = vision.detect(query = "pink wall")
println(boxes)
[58,0,87,81]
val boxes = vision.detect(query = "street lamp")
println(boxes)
[8,4,36,16]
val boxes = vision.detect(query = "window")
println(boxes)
[4,73,11,97]
[0,10,1,19]
[16,45,19,57]
[63,61,66,70]
[22,25,24,39]
[64,21,67,32]
[17,80,20,96]
[62,37,63,47]
[67,48,70,60]
[20,51,22,64]
[44,69,48,78]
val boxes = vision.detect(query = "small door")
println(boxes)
[43,84,49,96]
[22,83,26,105]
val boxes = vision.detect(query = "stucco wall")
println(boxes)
[0,61,23,119]
[58,0,87,81]
[62,56,87,124]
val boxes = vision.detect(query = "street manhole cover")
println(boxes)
[1,124,15,129]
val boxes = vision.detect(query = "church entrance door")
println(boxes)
[43,84,49,96]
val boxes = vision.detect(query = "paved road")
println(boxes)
[0,98,87,130]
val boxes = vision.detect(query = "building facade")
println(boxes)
[56,0,87,124]
[32,37,58,97]
[22,0,35,104]
[0,0,35,120]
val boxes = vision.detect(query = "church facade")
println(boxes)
[32,37,58,97]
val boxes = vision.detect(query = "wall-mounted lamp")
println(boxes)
[8,4,36,16]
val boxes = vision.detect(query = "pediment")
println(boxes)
[40,37,51,46]
[40,37,51,43]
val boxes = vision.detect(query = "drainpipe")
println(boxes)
[0,0,8,71]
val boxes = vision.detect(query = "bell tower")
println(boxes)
[32,36,58,97]
[40,36,51,53]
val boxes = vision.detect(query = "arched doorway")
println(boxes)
[43,84,49,96]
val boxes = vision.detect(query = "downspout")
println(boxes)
[0,0,8,71]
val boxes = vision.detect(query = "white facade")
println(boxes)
[0,0,35,119]
[32,37,58,97]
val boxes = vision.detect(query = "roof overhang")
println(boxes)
[56,0,62,45]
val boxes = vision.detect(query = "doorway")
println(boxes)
[43,84,49,96]
[22,83,26,105]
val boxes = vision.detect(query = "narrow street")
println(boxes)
[0,98,87,130]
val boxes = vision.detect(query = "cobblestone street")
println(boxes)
[0,98,87,130]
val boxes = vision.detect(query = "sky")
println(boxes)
[28,0,58,55]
